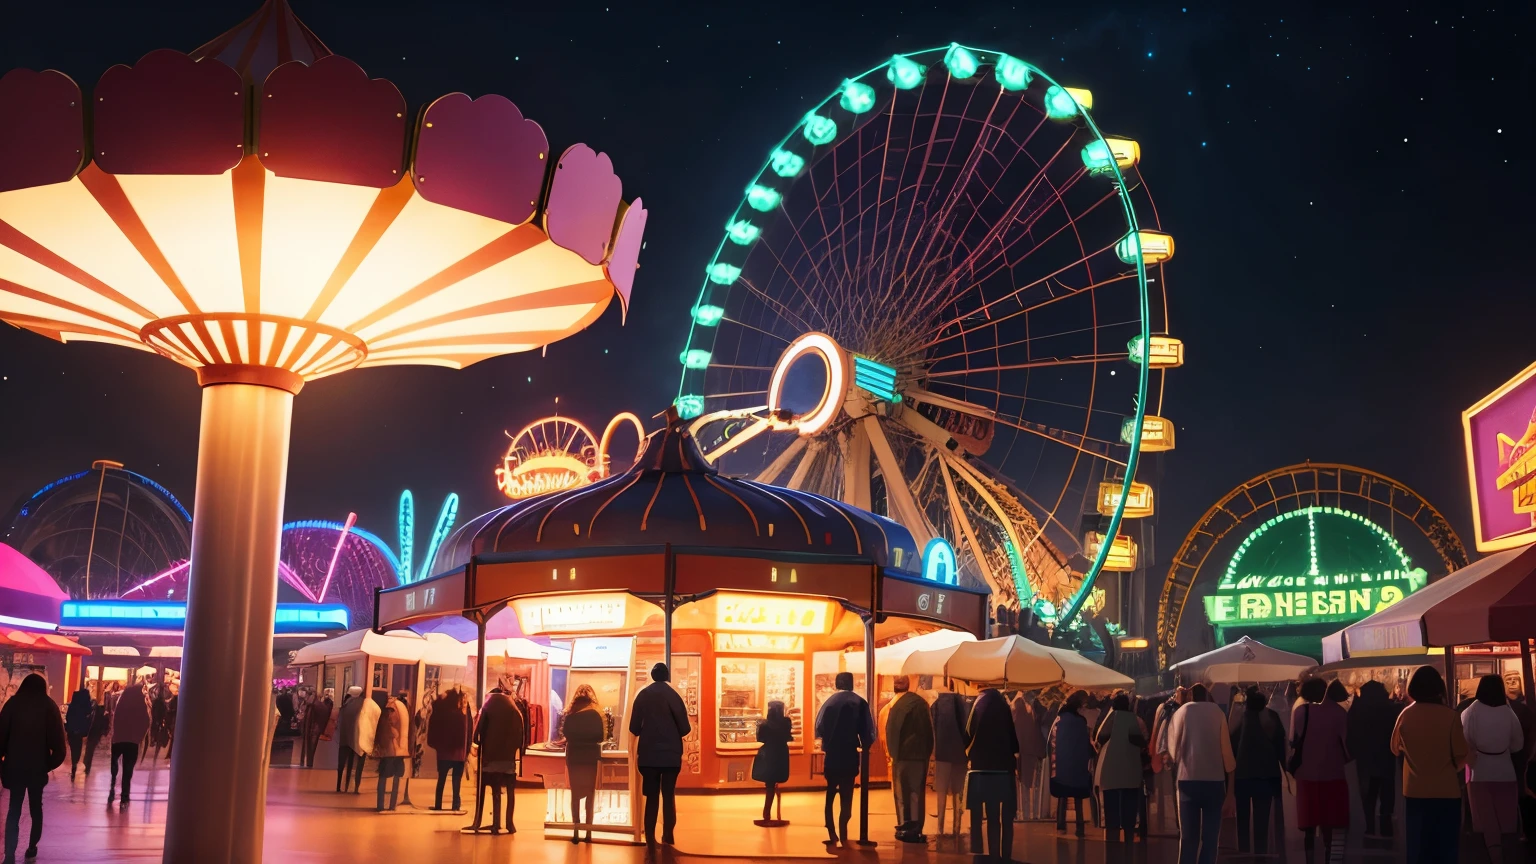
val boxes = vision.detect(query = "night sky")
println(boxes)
[0,1,1530,586]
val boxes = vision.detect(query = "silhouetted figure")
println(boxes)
[562,687,605,843]
[107,681,150,807]
[1347,679,1401,836]
[885,677,932,842]
[629,663,690,846]
[814,671,873,847]
[1231,686,1286,854]
[1049,691,1092,837]
[0,674,65,863]
[428,688,472,811]
[470,687,524,833]
[967,687,1019,862]
[63,688,92,781]
[752,700,791,825]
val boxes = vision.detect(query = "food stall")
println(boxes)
[374,417,989,843]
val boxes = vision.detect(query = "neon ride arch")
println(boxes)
[673,45,1181,631]
[1159,463,1469,666]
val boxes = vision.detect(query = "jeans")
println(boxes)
[1360,773,1394,830]
[109,742,139,800]
[892,760,927,834]
[1234,777,1279,853]
[434,759,464,810]
[1405,797,1461,864]
[3,780,43,858]
[639,766,679,842]
[1103,787,1142,841]
[824,773,856,839]
[1176,779,1224,864]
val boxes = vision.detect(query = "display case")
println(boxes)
[716,658,804,750]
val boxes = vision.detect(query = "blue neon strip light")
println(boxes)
[62,601,349,632]
[853,357,901,403]
[22,469,192,523]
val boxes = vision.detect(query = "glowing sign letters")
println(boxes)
[716,595,828,634]
[922,537,958,585]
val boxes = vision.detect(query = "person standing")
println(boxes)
[1462,674,1523,864]
[1012,692,1046,820]
[1290,678,1350,861]
[0,674,65,863]
[1230,686,1286,855]
[629,662,691,847]
[1392,665,1469,864]
[301,687,332,768]
[64,687,92,782]
[965,687,1019,862]
[814,671,874,847]
[931,686,970,838]
[336,686,376,793]
[1347,680,1402,836]
[1048,691,1092,837]
[428,688,472,812]
[107,680,150,807]
[1095,691,1147,843]
[1167,683,1235,864]
[371,689,410,812]
[884,677,933,842]
[562,689,605,843]
[84,692,108,777]
[470,688,524,833]
[751,700,791,826]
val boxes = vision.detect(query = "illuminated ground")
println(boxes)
[22,754,1471,862]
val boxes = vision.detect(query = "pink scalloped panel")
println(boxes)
[411,93,549,225]
[604,197,646,322]
[259,55,406,188]
[546,144,622,265]
[93,49,244,176]
[0,69,85,193]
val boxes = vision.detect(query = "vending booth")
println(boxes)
[375,419,988,843]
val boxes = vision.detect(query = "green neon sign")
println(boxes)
[1203,505,1428,627]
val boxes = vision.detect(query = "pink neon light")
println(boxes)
[317,512,356,604]
[120,560,191,598]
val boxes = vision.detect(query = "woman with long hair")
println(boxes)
[1462,674,1523,864]
[1049,691,1092,837]
[562,687,605,843]
[1290,677,1350,862]
[752,700,792,824]
[1392,666,1469,864]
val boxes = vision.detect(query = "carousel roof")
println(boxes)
[430,415,922,577]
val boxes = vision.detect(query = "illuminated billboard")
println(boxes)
[1463,360,1536,551]
[1202,505,1427,630]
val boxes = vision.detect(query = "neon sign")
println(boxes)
[922,537,958,585]
[1202,505,1428,628]
[716,595,829,634]
[495,413,645,500]
[396,490,459,583]
[514,594,628,635]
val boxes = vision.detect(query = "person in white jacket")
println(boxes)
[1463,674,1524,864]
[336,687,379,794]
[1166,684,1235,864]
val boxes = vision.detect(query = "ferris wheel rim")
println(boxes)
[675,44,1155,629]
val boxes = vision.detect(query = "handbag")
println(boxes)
[1286,705,1309,775]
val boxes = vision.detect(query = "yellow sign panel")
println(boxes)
[715,594,830,634]
[713,633,805,654]
[514,593,628,635]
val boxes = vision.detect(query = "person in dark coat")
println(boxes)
[752,700,792,825]
[64,688,93,781]
[0,674,66,863]
[470,688,524,833]
[1230,686,1287,854]
[1050,691,1093,837]
[815,671,874,846]
[1347,679,1402,837]
[628,663,691,846]
[427,688,472,811]
[966,687,1020,862]
[562,689,606,843]
[932,688,970,837]
[885,677,933,842]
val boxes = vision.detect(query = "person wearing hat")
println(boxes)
[628,663,690,846]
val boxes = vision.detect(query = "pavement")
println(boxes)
[8,751,1504,862]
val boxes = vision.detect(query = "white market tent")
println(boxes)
[1168,636,1317,683]
[844,627,976,676]
[902,635,1133,691]
[291,628,436,666]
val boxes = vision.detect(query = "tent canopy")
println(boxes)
[845,628,976,676]
[1169,636,1317,683]
[1337,543,1536,658]
[902,635,1132,691]
[0,542,66,628]
[291,628,436,666]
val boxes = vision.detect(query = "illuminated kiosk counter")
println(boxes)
[373,417,987,841]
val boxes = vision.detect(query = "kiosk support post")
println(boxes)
[857,612,876,847]
[475,613,488,707]
[1523,640,1535,707]
[663,544,675,666]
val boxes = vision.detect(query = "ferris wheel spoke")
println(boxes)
[938,455,1008,601]
[702,416,774,464]
[740,274,824,337]
[753,435,808,484]
[921,266,1132,355]
[786,439,825,491]
[862,416,935,546]
[839,427,872,511]
[942,453,1037,597]
[925,353,1130,377]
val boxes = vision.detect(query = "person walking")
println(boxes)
[1230,686,1286,855]
[1290,677,1350,861]
[1167,683,1235,864]
[1462,674,1523,864]
[0,674,65,864]
[1151,686,1189,829]
[63,687,92,781]
[1392,665,1469,864]
[931,685,970,839]
[107,679,150,807]
[1012,692,1046,820]
[1095,691,1147,843]
[1048,691,1092,837]
[885,676,933,842]
[814,671,874,847]
[1347,679,1402,837]
[751,700,791,826]
[629,662,690,847]
[336,686,376,793]
[562,689,605,842]
[84,692,109,777]
[469,688,524,833]
[371,689,410,812]
[965,687,1019,862]
[427,688,472,812]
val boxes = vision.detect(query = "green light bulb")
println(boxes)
[680,349,712,369]
[770,149,805,178]
[691,304,725,327]
[1081,140,1113,172]
[1045,85,1079,119]
[802,112,837,146]
[840,79,876,114]
[676,395,704,420]
[746,184,781,212]
[995,54,1033,91]
[887,54,924,90]
[944,44,979,79]
[726,219,760,245]
[707,262,742,285]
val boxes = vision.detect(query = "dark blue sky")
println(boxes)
[0,0,1529,586]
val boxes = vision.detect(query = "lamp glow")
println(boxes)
[943,44,979,79]
[887,54,925,89]
[995,54,1032,91]
[839,79,877,114]
[707,262,742,285]
[802,112,838,145]
[770,149,805,178]
[726,219,761,245]
[397,490,414,584]
[767,332,847,436]
[746,184,782,211]
[680,348,712,369]
[691,304,725,326]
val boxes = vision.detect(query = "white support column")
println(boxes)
[164,382,293,864]
[862,415,934,546]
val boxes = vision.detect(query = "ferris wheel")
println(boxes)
[675,46,1181,628]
